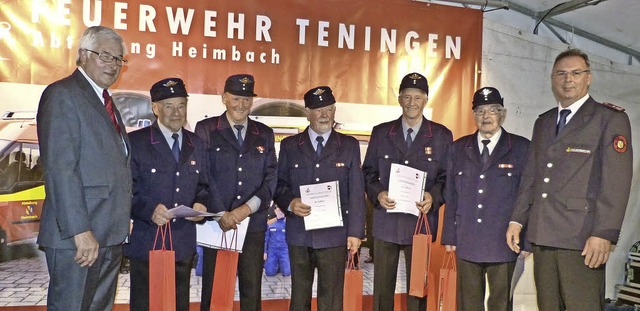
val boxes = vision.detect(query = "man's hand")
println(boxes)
[290,198,311,217]
[74,231,99,267]
[185,203,207,222]
[230,204,252,223]
[444,245,456,252]
[416,191,433,214]
[151,204,173,226]
[582,236,611,268]
[347,237,361,255]
[218,212,237,232]
[506,223,522,253]
[377,191,396,209]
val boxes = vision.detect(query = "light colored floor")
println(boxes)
[0,244,539,310]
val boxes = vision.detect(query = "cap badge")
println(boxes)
[239,77,252,84]
[481,88,492,100]
[313,89,325,96]
[163,80,177,87]
[409,73,421,85]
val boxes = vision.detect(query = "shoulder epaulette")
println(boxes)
[601,102,625,112]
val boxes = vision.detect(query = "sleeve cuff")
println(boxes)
[246,196,261,214]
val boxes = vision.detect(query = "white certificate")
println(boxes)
[196,216,250,252]
[387,163,427,217]
[299,180,343,231]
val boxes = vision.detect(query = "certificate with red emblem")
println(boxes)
[300,180,343,230]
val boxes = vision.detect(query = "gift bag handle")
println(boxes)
[442,251,456,270]
[219,229,238,251]
[346,251,359,271]
[414,212,432,236]
[152,221,173,251]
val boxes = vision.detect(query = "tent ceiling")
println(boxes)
[425,0,640,63]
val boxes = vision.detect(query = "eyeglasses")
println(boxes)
[473,107,504,116]
[84,49,128,66]
[552,70,590,79]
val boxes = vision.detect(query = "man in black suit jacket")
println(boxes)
[124,78,209,311]
[363,73,452,311]
[37,26,132,311]
[442,87,530,311]
[274,86,365,311]
[195,74,277,311]
[507,49,633,310]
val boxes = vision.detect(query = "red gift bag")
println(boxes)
[409,213,432,297]
[210,230,239,311]
[149,223,176,311]
[343,252,363,310]
[437,252,457,311]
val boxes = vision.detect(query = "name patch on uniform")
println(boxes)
[566,147,591,154]
[614,135,628,153]
[256,146,265,153]
[336,162,345,167]
[498,164,513,169]
[424,147,432,155]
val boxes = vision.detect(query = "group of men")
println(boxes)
[36,25,632,311]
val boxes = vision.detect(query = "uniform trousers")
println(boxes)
[373,238,426,311]
[532,245,605,311]
[129,254,194,311]
[456,258,515,311]
[200,231,265,311]
[44,245,122,311]
[288,245,347,311]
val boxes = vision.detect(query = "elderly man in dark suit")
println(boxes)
[442,87,530,311]
[124,78,209,311]
[274,86,365,311]
[195,74,277,311]
[36,26,131,311]
[362,72,453,311]
[507,49,633,311]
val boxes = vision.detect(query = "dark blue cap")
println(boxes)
[224,74,257,97]
[399,72,429,95]
[472,87,504,109]
[150,78,188,102]
[304,86,336,109]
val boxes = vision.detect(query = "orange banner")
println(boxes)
[0,0,481,135]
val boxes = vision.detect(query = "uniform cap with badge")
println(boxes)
[472,87,504,109]
[304,86,336,109]
[150,77,189,102]
[224,74,257,97]
[399,72,429,95]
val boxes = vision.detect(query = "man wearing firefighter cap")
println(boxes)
[442,86,530,311]
[274,86,365,310]
[362,72,453,311]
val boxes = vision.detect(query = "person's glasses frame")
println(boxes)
[552,69,590,79]
[473,106,505,116]
[84,49,128,67]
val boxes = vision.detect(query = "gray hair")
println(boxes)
[75,26,126,66]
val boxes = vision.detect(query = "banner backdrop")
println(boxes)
[0,0,481,135]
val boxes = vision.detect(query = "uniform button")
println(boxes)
[458,171,462,175]
[216,148,220,151]
[384,155,389,159]
[404,160,409,164]
[151,168,156,173]
[237,195,241,200]
[547,163,553,168]
[176,172,180,176]
[477,218,482,223]
[315,178,320,182]
[478,204,483,209]
[174,203,178,207]
[479,174,485,179]
[543,177,550,183]
[238,167,243,171]
[542,193,548,198]
[196,170,199,174]
[316,164,320,168]
[294,164,299,168]
[176,188,180,192]
[478,189,483,194]
[345,210,349,214]
[507,172,512,177]
[239,154,243,158]
[427,158,432,162]
[238,181,243,186]
[172,219,176,222]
